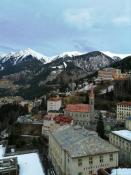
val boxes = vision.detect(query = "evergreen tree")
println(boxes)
[96,114,105,139]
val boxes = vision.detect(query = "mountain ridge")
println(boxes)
[0,48,129,99]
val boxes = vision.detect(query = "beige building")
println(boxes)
[109,118,131,164]
[117,101,131,122]
[64,88,95,128]
[47,96,62,113]
[49,125,118,175]
[98,68,121,80]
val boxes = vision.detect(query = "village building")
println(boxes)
[109,117,131,164]
[49,125,118,175]
[64,87,95,128]
[0,157,18,175]
[98,68,121,80]
[116,101,131,122]
[47,96,62,113]
[0,142,44,175]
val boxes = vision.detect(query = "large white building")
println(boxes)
[64,87,95,128]
[109,117,131,164]
[47,96,62,113]
[116,101,131,122]
[49,125,118,175]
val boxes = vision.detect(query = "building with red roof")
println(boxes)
[64,87,95,128]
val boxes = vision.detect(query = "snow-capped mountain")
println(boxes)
[0,48,50,65]
[102,51,131,59]
[51,51,84,60]
[0,49,120,99]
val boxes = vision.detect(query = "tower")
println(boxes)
[89,85,95,113]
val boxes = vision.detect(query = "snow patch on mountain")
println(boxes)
[51,51,84,61]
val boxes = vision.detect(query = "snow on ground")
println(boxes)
[78,84,96,92]
[100,85,114,94]
[112,130,131,141]
[111,168,131,175]
[0,144,45,175]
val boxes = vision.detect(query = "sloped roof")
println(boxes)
[52,126,118,158]
[65,104,91,113]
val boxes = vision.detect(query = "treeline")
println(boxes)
[0,103,28,132]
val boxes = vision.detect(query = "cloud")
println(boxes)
[64,8,94,29]
[113,16,131,26]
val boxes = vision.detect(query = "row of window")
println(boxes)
[110,136,131,150]
[78,154,113,167]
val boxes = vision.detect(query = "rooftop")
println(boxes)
[48,96,61,101]
[112,130,131,141]
[0,144,44,175]
[65,104,91,113]
[102,68,119,71]
[117,101,131,106]
[111,168,131,175]
[52,125,118,158]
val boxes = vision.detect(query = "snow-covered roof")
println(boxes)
[0,144,44,175]
[111,168,131,175]
[0,145,5,159]
[13,153,44,175]
[112,130,131,141]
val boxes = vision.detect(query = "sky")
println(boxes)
[0,0,131,56]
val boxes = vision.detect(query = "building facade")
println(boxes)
[117,102,131,122]
[49,125,118,175]
[109,118,131,164]
[47,96,62,113]
[109,130,131,164]
[64,88,95,128]
[0,157,19,175]
[98,68,121,80]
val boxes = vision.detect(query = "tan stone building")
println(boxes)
[98,68,121,80]
[117,101,131,122]
[49,125,118,175]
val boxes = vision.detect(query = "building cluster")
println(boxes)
[49,125,118,175]
[1,66,131,175]
[45,78,131,175]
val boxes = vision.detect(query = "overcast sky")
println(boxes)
[0,0,131,56]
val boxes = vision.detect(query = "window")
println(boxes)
[100,155,103,163]
[110,154,113,161]
[89,156,93,164]
[78,158,82,166]
[89,170,93,174]
[68,155,70,163]
[78,172,83,175]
